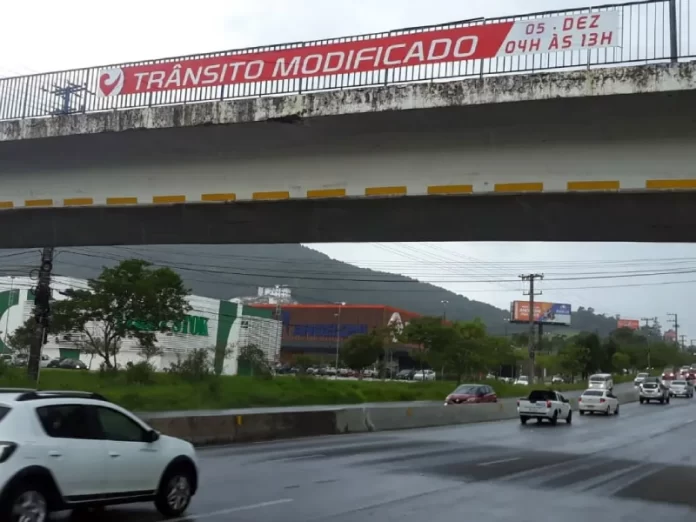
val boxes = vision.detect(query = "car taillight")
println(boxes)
[0,442,17,463]
[578,397,582,402]
[600,398,606,403]
[546,400,552,408]
[516,400,520,406]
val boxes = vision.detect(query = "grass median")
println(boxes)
[0,368,632,412]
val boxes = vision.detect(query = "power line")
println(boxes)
[56,248,696,285]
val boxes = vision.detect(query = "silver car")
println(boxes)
[669,379,694,398]
[639,380,670,404]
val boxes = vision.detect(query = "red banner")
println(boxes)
[99,11,620,97]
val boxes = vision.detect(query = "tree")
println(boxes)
[611,352,631,373]
[557,344,591,381]
[237,344,271,377]
[138,341,163,362]
[440,320,488,383]
[341,332,384,376]
[51,259,190,368]
[402,316,457,370]
[6,318,46,354]
[575,332,603,377]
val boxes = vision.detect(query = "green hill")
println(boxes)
[0,244,620,336]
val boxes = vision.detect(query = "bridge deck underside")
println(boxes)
[0,89,695,247]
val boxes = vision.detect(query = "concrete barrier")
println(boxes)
[144,410,337,445]
[141,388,641,445]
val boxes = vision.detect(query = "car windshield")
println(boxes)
[518,376,528,381]
[583,390,604,396]
[637,373,648,378]
[0,406,10,422]
[590,377,607,383]
[672,381,687,385]
[453,385,478,394]
[643,383,658,388]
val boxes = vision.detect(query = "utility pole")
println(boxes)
[27,248,54,382]
[440,300,448,322]
[667,313,680,349]
[334,302,346,378]
[520,274,543,384]
[680,334,688,350]
[41,82,91,116]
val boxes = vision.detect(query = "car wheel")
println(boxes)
[565,410,572,424]
[550,412,558,426]
[615,404,620,415]
[639,398,644,404]
[604,406,611,416]
[520,416,528,425]
[579,410,585,415]
[0,483,49,522]
[666,396,670,404]
[155,468,194,518]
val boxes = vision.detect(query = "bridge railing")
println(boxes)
[0,0,692,121]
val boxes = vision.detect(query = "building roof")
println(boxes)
[251,303,419,316]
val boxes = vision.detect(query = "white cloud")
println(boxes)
[2,0,582,74]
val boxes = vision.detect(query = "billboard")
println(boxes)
[98,11,619,97]
[617,319,640,330]
[250,304,420,343]
[510,301,571,326]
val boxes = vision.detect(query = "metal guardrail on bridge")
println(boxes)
[0,0,693,122]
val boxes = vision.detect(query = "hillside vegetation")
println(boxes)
[0,244,620,336]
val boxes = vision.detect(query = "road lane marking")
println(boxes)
[266,453,326,462]
[168,498,294,521]
[478,457,521,467]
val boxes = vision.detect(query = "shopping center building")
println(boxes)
[0,276,281,374]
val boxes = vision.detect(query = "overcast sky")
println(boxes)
[2,0,694,336]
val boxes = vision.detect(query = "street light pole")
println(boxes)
[441,300,448,322]
[4,276,15,348]
[334,302,346,378]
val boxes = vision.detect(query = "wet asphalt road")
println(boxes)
[56,395,696,521]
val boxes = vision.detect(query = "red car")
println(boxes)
[662,371,676,382]
[445,384,497,405]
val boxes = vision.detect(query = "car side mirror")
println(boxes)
[144,429,160,443]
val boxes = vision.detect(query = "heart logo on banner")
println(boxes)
[98,68,125,97]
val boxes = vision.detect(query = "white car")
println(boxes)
[517,389,572,425]
[0,388,198,521]
[412,370,436,381]
[578,389,620,415]
[633,372,649,387]
[514,376,529,386]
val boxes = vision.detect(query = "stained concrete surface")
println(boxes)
[54,395,696,521]
[4,62,695,142]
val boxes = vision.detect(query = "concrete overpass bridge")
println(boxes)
[0,0,695,248]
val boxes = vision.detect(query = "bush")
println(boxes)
[0,366,632,413]
[125,361,155,385]
[168,348,213,381]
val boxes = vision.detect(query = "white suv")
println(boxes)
[0,388,198,521]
